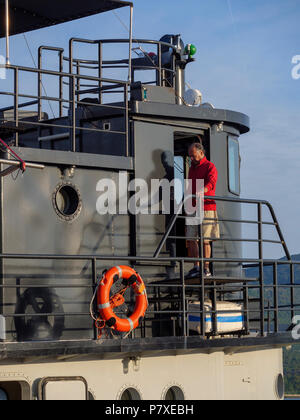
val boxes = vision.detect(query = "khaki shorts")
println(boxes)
[186,211,220,244]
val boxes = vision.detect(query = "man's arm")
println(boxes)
[204,164,218,194]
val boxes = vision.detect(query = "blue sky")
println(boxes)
[1,0,300,258]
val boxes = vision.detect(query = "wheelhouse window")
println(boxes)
[228,136,240,195]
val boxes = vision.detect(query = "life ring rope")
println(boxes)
[96,266,148,335]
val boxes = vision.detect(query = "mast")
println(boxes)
[5,0,10,64]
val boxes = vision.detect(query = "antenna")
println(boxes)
[5,0,10,64]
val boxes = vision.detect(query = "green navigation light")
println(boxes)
[185,44,197,57]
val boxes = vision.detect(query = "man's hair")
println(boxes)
[189,142,206,155]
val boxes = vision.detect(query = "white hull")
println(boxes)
[0,346,284,400]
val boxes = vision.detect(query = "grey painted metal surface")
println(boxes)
[10,147,134,171]
[1,164,130,340]
[132,101,250,134]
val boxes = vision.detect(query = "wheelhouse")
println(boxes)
[0,0,298,360]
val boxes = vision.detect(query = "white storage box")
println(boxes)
[188,300,244,335]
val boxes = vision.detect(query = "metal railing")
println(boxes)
[0,253,298,342]
[0,196,299,344]
[0,63,130,155]
[0,36,180,158]
[151,194,299,337]
[66,37,178,95]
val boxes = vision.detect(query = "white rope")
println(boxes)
[89,281,100,322]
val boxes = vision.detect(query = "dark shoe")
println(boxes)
[186,266,200,279]
[204,268,212,277]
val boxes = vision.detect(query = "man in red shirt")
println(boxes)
[186,142,220,278]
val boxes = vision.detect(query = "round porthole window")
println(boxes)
[164,386,185,401]
[0,388,9,400]
[275,373,285,400]
[120,388,142,401]
[53,183,82,221]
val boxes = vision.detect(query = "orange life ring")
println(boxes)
[97,266,148,333]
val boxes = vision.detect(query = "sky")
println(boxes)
[1,0,300,259]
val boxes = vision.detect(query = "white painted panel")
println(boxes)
[43,380,86,401]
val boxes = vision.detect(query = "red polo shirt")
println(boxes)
[188,157,218,211]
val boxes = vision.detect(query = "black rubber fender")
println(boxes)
[14,287,65,342]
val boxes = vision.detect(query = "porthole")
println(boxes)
[0,381,30,400]
[0,388,8,400]
[120,388,142,401]
[275,373,285,400]
[53,183,82,221]
[164,386,185,401]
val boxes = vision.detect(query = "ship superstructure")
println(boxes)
[0,0,298,400]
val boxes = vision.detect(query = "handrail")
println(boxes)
[153,195,291,261]
[1,63,130,154]
[67,37,178,92]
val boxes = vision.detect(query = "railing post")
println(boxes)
[59,50,63,118]
[199,218,205,338]
[265,202,291,260]
[290,263,295,323]
[71,75,76,152]
[274,262,279,333]
[98,41,103,104]
[124,84,129,157]
[158,42,162,86]
[258,203,265,336]
[128,5,133,84]
[76,62,81,105]
[92,258,98,340]
[38,48,42,121]
[14,68,19,147]
[180,260,187,337]
[244,282,250,335]
[69,39,75,152]
[267,300,271,334]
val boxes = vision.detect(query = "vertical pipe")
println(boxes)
[128,5,133,84]
[5,0,10,65]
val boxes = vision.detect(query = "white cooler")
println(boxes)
[188,300,244,334]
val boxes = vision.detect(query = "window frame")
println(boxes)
[227,136,241,196]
